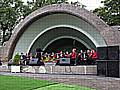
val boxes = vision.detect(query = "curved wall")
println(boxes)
[13,13,106,56]
[30,27,96,53]
[4,4,120,59]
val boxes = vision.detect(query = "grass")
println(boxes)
[35,84,95,90]
[0,75,95,90]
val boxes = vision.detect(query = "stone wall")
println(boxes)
[22,65,97,75]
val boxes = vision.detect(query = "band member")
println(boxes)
[80,50,87,61]
[59,51,64,58]
[64,51,70,58]
[86,49,92,64]
[20,53,26,65]
[70,48,77,65]
[36,48,43,60]
[77,50,83,64]
[91,50,97,59]
[25,53,32,65]
[91,49,97,64]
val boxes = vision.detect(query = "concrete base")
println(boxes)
[22,65,97,75]
[11,66,21,73]
[0,65,10,72]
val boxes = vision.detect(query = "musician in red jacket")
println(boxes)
[70,48,77,65]
[91,49,97,64]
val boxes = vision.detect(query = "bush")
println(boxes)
[13,53,20,65]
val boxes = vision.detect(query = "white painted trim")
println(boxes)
[43,36,91,51]
[27,25,104,53]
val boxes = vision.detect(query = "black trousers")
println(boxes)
[70,58,76,65]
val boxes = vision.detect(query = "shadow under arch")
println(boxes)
[43,36,91,51]
[28,27,97,54]
[44,37,89,53]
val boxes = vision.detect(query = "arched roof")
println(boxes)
[4,4,120,59]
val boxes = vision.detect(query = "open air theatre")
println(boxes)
[0,4,120,77]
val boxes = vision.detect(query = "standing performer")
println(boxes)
[86,49,92,65]
[91,49,97,64]
[70,48,77,65]
[35,48,44,65]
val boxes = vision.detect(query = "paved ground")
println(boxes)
[0,72,120,90]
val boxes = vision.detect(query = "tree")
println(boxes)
[27,0,68,11]
[93,0,120,26]
[0,29,2,45]
[0,0,69,45]
[71,1,86,8]
[0,0,32,45]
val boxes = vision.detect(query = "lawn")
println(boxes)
[35,84,95,90]
[0,75,95,90]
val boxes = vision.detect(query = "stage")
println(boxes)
[22,65,97,75]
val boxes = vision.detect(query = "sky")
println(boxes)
[22,0,104,10]
[69,0,103,10]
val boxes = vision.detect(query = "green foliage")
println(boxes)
[93,0,120,26]
[0,0,32,45]
[71,1,86,8]
[13,53,20,65]
[0,0,69,45]
[27,0,68,11]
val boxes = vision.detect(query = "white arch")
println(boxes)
[43,36,91,51]
[27,25,101,53]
